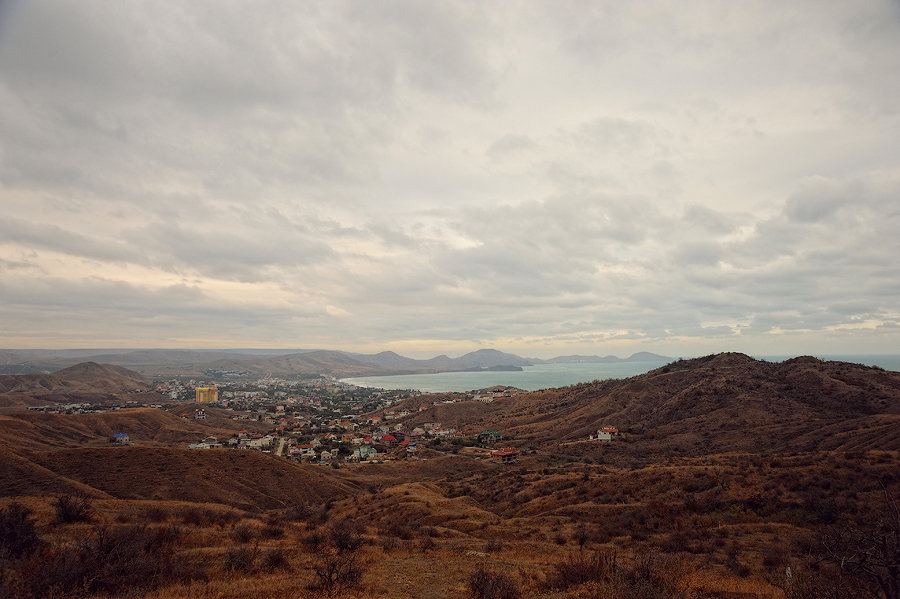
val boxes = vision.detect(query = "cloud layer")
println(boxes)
[1,1,899,357]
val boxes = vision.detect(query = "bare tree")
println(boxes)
[819,487,900,599]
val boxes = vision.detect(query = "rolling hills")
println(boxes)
[2,352,899,598]
[393,352,900,456]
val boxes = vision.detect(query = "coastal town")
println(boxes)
[22,373,622,465]
[172,378,530,464]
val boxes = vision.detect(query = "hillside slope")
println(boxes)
[0,361,151,395]
[402,353,900,456]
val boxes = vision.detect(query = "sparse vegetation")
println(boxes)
[0,353,898,598]
[52,494,93,524]
[468,565,522,599]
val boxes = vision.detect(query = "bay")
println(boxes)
[342,360,670,393]
[342,354,900,393]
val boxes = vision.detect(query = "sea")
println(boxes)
[341,354,900,393]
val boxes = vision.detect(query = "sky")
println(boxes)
[1,1,899,359]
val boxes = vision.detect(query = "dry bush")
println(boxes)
[52,495,93,524]
[231,523,256,544]
[309,547,364,594]
[419,535,436,553]
[140,506,170,523]
[3,522,204,598]
[224,544,260,573]
[306,519,368,594]
[547,550,618,590]
[260,524,285,540]
[468,565,522,599]
[0,503,41,561]
[284,502,312,522]
[328,519,363,552]
[301,528,324,551]
[180,506,215,526]
[260,547,291,572]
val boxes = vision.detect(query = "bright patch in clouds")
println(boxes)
[1,1,899,357]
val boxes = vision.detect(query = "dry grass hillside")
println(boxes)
[0,362,156,412]
[396,353,900,459]
[0,408,267,451]
[2,353,899,599]
[0,362,151,395]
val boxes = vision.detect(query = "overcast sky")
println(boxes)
[1,1,899,358]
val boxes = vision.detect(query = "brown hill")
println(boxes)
[400,353,900,456]
[0,444,355,509]
[0,361,151,396]
[0,407,267,451]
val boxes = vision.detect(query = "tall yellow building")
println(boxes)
[195,386,218,403]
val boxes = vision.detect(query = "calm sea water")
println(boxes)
[342,355,900,393]
[342,361,669,392]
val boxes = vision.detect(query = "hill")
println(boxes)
[0,407,268,451]
[396,353,900,457]
[0,361,151,396]
[534,351,670,364]
[0,347,671,377]
[1,352,900,598]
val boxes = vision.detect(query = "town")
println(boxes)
[173,378,531,465]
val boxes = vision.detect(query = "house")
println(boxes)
[288,444,316,460]
[113,432,129,444]
[319,450,333,463]
[381,434,397,447]
[247,435,275,449]
[591,425,620,442]
[478,430,502,445]
[194,408,206,420]
[490,447,519,464]
[351,445,377,461]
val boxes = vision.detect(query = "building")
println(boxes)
[591,425,619,442]
[196,387,218,403]
[478,430,502,445]
[491,447,519,464]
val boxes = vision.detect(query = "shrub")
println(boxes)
[52,495,93,524]
[260,547,291,572]
[548,550,617,589]
[328,519,363,552]
[28,523,199,597]
[284,502,312,521]
[140,506,169,523]
[419,535,436,553]
[224,544,259,573]
[0,502,41,560]
[180,506,214,526]
[308,518,368,593]
[309,547,364,593]
[230,523,256,544]
[468,565,522,599]
[260,524,285,540]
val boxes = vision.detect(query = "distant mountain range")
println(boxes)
[0,348,670,378]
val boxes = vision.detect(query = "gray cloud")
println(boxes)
[1,1,898,356]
